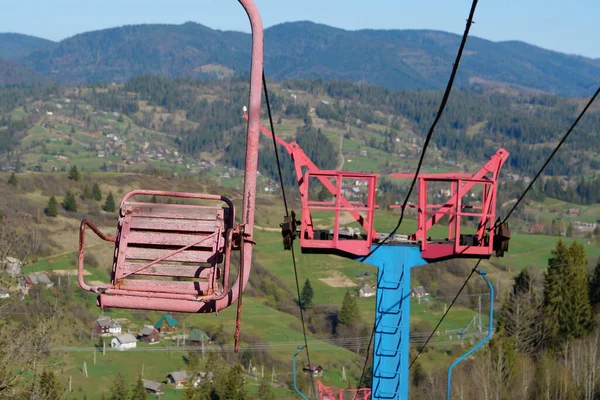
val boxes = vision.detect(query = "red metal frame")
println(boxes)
[317,381,371,400]
[244,112,378,239]
[246,115,509,260]
[391,148,508,259]
[78,0,263,349]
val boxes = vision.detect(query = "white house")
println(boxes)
[95,317,122,336]
[359,286,376,298]
[111,333,137,351]
[410,286,430,298]
[0,288,9,299]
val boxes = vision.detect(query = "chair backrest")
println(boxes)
[110,200,231,297]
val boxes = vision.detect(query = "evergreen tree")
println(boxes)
[63,191,77,212]
[109,372,128,400]
[339,292,359,327]
[92,183,103,201]
[45,196,58,217]
[223,364,247,400]
[567,242,592,337]
[257,380,275,400]
[103,192,116,212]
[68,165,80,181]
[542,241,592,350]
[130,374,146,400]
[589,259,600,309]
[566,223,574,237]
[300,279,314,310]
[82,184,91,199]
[497,268,540,355]
[7,172,17,187]
[39,371,62,399]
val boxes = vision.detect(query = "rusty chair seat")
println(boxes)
[78,190,237,312]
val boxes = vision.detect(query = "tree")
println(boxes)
[589,259,600,309]
[300,279,314,310]
[7,173,17,187]
[103,192,116,212]
[38,371,62,399]
[82,184,91,199]
[109,372,128,400]
[68,165,80,181]
[257,380,275,400]
[130,374,146,400]
[542,241,592,350]
[223,363,247,400]
[63,191,77,212]
[92,183,103,201]
[566,223,574,237]
[339,292,359,327]
[497,268,541,355]
[45,196,58,217]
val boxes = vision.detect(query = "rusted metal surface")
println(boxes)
[234,224,245,352]
[78,0,263,322]
[317,381,371,400]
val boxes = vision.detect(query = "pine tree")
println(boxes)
[109,372,128,400]
[339,291,359,327]
[92,183,102,201]
[82,184,91,199]
[68,165,80,181]
[497,268,540,355]
[39,371,62,399]
[589,259,600,309]
[542,240,592,350]
[130,374,146,400]
[63,190,77,212]
[566,223,574,237]
[223,364,247,400]
[567,242,592,338]
[45,196,58,217]
[103,192,116,212]
[300,279,314,310]
[7,172,17,187]
[257,380,275,400]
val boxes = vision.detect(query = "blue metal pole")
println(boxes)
[446,270,494,400]
[362,244,427,399]
[292,346,310,400]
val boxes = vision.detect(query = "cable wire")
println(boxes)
[262,71,316,394]
[409,83,600,368]
[408,259,482,369]
[361,0,481,263]
[353,0,482,392]
[501,84,600,223]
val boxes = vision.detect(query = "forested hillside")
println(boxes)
[0,76,599,209]
[1,22,599,95]
[0,33,54,60]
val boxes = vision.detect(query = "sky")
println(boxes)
[1,0,598,59]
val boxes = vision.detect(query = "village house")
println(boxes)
[139,325,160,344]
[565,208,580,217]
[188,328,212,346]
[94,317,122,336]
[410,286,429,298]
[3,256,22,278]
[142,380,164,395]
[358,285,376,298]
[24,273,53,288]
[155,313,179,333]
[111,333,137,351]
[167,371,214,389]
[303,364,324,377]
[0,288,9,299]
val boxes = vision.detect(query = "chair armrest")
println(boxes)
[78,219,115,292]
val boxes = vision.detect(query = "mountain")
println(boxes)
[0,33,55,60]
[15,21,600,96]
[0,58,49,86]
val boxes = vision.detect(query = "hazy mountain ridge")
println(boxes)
[0,22,599,96]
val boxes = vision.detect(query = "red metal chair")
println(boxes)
[77,0,264,349]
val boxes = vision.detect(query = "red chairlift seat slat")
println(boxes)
[78,190,237,312]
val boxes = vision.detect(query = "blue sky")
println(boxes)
[1,0,598,58]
